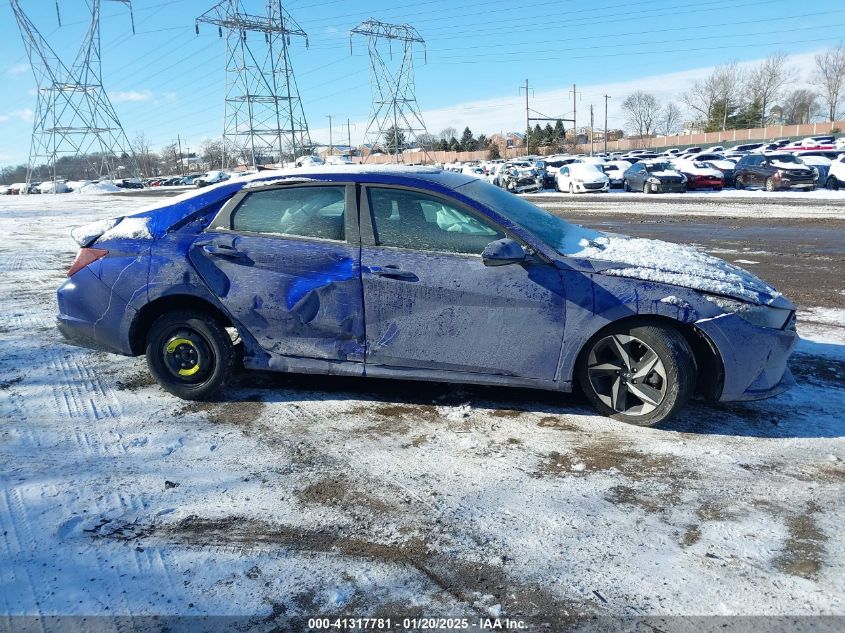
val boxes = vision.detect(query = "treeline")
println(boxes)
[620,46,845,138]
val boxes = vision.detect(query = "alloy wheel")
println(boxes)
[586,334,667,416]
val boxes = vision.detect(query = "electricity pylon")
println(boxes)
[10,0,138,187]
[350,19,431,164]
[197,0,313,169]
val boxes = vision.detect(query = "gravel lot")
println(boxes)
[0,191,843,630]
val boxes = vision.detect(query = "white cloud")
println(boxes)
[414,50,821,137]
[110,90,154,103]
[0,109,34,124]
[7,63,30,76]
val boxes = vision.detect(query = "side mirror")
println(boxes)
[482,238,526,267]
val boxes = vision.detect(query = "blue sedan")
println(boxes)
[57,167,797,426]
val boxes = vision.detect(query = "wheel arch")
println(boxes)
[573,314,724,401]
[129,294,236,356]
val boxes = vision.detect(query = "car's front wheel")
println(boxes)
[827,176,840,190]
[146,311,234,400]
[577,322,696,426]
[765,177,777,192]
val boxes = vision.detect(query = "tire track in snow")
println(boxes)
[0,483,43,616]
[46,351,123,421]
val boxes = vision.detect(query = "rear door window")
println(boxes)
[229,186,346,241]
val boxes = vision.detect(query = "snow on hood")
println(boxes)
[566,234,781,305]
[771,161,812,171]
[648,170,681,178]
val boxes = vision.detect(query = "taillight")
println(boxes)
[67,248,109,277]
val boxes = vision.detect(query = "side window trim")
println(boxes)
[206,182,359,245]
[359,184,510,257]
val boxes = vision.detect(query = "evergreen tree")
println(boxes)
[460,126,477,151]
[448,137,461,152]
[383,126,406,154]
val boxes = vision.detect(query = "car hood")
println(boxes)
[562,233,788,307]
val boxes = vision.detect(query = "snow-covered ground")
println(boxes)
[0,193,843,626]
[527,187,845,219]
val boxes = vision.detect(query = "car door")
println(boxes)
[558,166,570,190]
[358,184,566,380]
[189,183,365,363]
[629,163,644,189]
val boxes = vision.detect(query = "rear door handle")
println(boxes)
[369,265,417,281]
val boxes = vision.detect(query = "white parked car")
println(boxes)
[556,162,610,193]
[825,154,845,189]
[601,160,632,188]
[194,171,230,188]
[36,180,70,194]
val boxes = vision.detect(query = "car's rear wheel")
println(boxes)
[643,182,651,194]
[735,175,745,189]
[577,322,696,426]
[146,311,234,400]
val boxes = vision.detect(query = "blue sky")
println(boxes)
[1,0,844,167]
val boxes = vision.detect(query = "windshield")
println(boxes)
[645,163,674,172]
[457,179,602,255]
[768,154,800,164]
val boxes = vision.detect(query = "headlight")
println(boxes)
[812,167,819,179]
[647,177,660,184]
[705,295,793,330]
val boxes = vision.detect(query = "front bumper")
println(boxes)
[694,313,798,402]
[649,181,686,193]
[573,181,609,193]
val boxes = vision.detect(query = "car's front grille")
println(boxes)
[583,182,604,190]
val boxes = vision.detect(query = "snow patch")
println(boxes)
[567,235,780,304]
[99,216,152,240]
[72,181,122,194]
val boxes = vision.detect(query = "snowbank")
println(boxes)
[73,181,122,194]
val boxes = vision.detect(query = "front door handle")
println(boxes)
[369,265,417,281]
[202,242,246,260]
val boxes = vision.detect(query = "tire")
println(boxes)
[569,183,575,194]
[714,186,723,192]
[827,176,839,190]
[735,175,745,190]
[145,311,234,400]
[765,177,777,192]
[577,321,697,426]
[623,180,630,192]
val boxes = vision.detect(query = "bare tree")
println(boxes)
[658,102,683,136]
[439,127,457,142]
[622,91,660,138]
[745,52,795,127]
[200,138,224,170]
[131,133,158,177]
[812,43,845,122]
[682,74,720,128]
[780,89,820,124]
[713,62,745,131]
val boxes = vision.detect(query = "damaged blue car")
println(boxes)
[57,166,797,425]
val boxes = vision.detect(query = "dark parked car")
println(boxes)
[734,153,816,191]
[623,161,687,193]
[57,167,797,426]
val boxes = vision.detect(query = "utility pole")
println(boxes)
[177,135,185,175]
[346,118,352,156]
[603,94,611,155]
[326,115,333,157]
[570,84,578,144]
[589,105,595,156]
[523,79,530,154]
